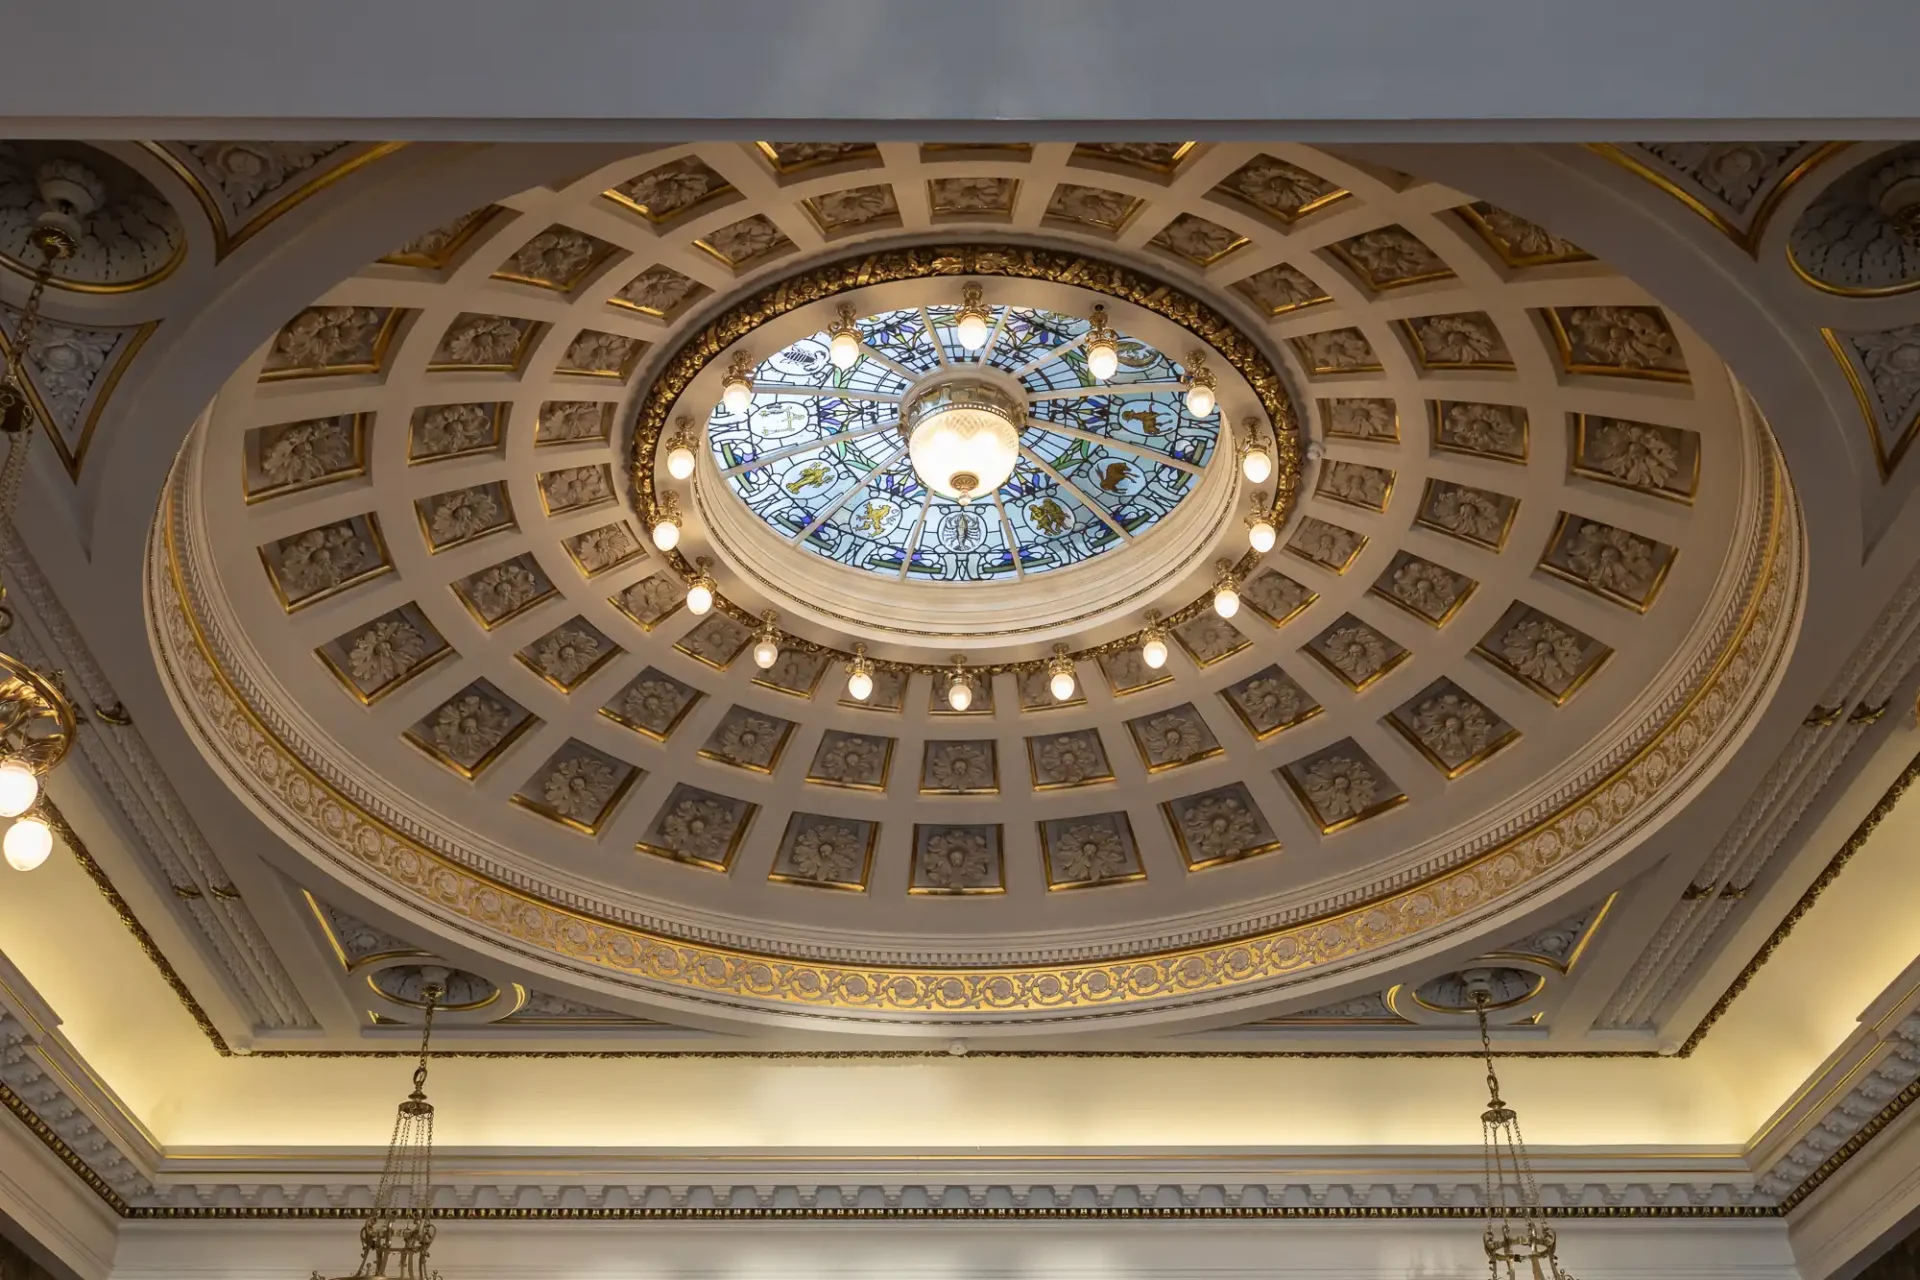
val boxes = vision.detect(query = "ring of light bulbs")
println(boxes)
[635,261,1302,712]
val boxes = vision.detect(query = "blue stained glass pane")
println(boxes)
[1108,338,1186,385]
[988,307,1086,373]
[1020,347,1098,393]
[1029,391,1216,467]
[1021,429,1195,531]
[835,355,912,397]
[1021,337,1185,391]
[752,337,839,389]
[907,497,1016,581]
[744,444,868,533]
[707,394,889,474]
[803,451,926,573]
[1000,462,1121,572]
[856,309,941,372]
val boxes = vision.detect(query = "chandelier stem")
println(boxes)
[317,983,444,1280]
[412,983,440,1100]
[1476,989,1502,1107]
[1,232,70,529]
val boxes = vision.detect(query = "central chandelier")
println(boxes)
[902,377,1023,505]
[1472,983,1579,1280]
[314,982,445,1280]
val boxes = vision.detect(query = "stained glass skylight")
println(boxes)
[707,304,1220,581]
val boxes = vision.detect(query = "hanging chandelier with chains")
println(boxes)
[0,165,91,873]
[314,982,446,1280]
[1473,983,1580,1280]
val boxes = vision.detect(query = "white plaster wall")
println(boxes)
[111,1218,1799,1280]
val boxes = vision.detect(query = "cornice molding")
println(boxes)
[1761,1013,1920,1210]
[0,523,312,1035]
[1677,751,1920,1055]
[0,966,155,1212]
[1602,550,1920,1039]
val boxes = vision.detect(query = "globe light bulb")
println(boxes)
[1141,634,1169,669]
[1183,351,1219,418]
[1249,517,1277,554]
[1214,582,1241,619]
[651,515,681,552]
[947,678,973,713]
[1086,336,1119,381]
[666,444,696,480]
[954,282,991,352]
[5,817,52,871]
[956,312,990,351]
[830,328,861,370]
[1242,444,1273,484]
[846,667,874,702]
[752,613,780,670]
[720,352,755,415]
[686,578,714,616]
[1085,306,1120,381]
[1050,668,1077,702]
[0,762,39,819]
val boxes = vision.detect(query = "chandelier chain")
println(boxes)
[318,983,443,1280]
[1,231,74,529]
[1473,989,1574,1280]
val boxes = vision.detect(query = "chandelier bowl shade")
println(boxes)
[902,377,1024,503]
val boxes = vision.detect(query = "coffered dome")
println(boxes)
[150,142,1799,1032]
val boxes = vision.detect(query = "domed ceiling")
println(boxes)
[149,142,1799,1032]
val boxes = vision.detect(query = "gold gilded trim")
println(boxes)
[1587,142,1850,256]
[508,762,640,837]
[1484,893,1617,976]
[0,320,157,479]
[0,220,185,295]
[1788,237,1920,298]
[42,800,232,1053]
[1821,326,1920,480]
[141,142,407,260]
[302,889,431,973]
[158,469,1792,1012]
